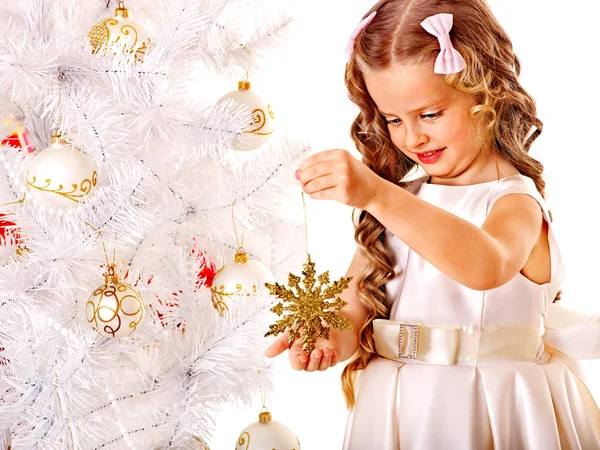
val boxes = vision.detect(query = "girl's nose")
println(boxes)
[405,125,429,150]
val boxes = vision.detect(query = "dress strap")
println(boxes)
[485,175,551,224]
[485,175,566,297]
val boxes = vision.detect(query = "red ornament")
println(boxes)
[0,214,20,246]
[2,122,34,153]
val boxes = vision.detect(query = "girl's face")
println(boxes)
[364,61,496,185]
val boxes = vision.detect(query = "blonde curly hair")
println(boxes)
[341,0,561,409]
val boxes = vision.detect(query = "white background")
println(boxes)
[209,1,600,448]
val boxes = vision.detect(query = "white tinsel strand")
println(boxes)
[0,20,60,107]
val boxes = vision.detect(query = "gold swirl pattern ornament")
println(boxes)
[236,409,301,450]
[210,248,274,317]
[26,132,97,211]
[216,81,275,151]
[86,265,145,338]
[88,1,150,62]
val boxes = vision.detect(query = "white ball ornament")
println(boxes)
[217,81,275,151]
[88,1,149,62]
[210,248,274,317]
[236,410,300,450]
[86,265,145,338]
[26,132,97,210]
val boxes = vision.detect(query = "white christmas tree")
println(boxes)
[0,0,307,447]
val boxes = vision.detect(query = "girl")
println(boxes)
[266,0,600,448]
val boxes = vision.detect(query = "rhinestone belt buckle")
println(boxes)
[398,323,419,359]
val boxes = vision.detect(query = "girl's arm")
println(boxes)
[265,246,370,372]
[366,177,542,291]
[298,149,543,292]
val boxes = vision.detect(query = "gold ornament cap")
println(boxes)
[238,81,251,91]
[115,1,129,18]
[259,411,272,424]
[50,129,69,145]
[234,248,248,264]
[104,265,120,284]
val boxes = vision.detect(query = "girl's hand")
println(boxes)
[265,329,343,372]
[297,149,382,210]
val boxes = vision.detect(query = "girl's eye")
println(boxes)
[422,111,441,120]
[386,111,442,126]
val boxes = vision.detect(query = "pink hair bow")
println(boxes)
[420,13,466,74]
[345,11,377,62]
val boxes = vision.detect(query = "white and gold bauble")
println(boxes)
[236,409,300,450]
[26,131,97,211]
[217,81,275,151]
[88,1,149,62]
[210,248,274,317]
[86,265,145,338]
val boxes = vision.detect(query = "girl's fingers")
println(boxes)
[305,348,323,372]
[299,149,344,173]
[303,174,338,195]
[272,333,341,372]
[306,186,338,201]
[290,353,309,371]
[264,330,291,358]
[289,340,309,371]
[330,350,339,367]
[318,348,333,371]
[298,161,334,187]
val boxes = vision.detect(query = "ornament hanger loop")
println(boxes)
[233,40,252,82]
[85,222,117,268]
[57,73,64,134]
[231,200,245,250]
[301,191,309,257]
[259,384,267,410]
[234,40,252,57]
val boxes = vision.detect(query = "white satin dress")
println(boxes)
[343,174,600,450]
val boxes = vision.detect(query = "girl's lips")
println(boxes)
[416,148,444,155]
[417,148,444,164]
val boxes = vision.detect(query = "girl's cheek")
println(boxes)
[389,130,403,149]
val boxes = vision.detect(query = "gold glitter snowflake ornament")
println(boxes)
[265,254,353,356]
